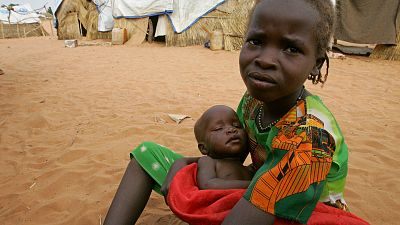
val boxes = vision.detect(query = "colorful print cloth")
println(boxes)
[237,93,348,224]
[168,163,368,225]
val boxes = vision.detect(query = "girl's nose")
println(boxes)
[254,48,278,69]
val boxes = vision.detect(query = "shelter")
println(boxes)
[163,0,254,50]
[113,0,255,50]
[54,0,112,40]
[334,0,400,60]
[0,4,48,39]
[371,35,400,61]
[54,0,254,49]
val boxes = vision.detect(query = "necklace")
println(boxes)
[257,86,305,132]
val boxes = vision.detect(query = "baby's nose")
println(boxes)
[226,126,238,134]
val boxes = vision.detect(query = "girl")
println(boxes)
[104,0,348,224]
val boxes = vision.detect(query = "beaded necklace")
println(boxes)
[257,86,305,132]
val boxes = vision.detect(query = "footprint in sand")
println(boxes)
[155,214,189,225]
[26,112,50,129]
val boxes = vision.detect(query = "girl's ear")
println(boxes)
[310,56,326,77]
[198,143,208,155]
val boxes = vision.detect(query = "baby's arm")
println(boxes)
[161,157,200,198]
[197,156,251,190]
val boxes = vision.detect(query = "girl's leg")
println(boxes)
[104,159,154,225]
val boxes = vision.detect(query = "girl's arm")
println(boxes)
[161,156,200,199]
[222,198,275,225]
[197,156,251,190]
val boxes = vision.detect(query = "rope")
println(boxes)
[0,3,52,24]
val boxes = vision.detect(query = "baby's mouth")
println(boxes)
[227,135,241,144]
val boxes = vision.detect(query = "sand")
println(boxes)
[0,37,399,225]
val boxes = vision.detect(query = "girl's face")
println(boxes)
[239,0,321,103]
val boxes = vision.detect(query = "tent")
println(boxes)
[54,0,112,40]
[112,0,255,49]
[335,0,399,45]
[0,4,48,39]
[54,0,254,50]
[165,0,254,50]
[334,0,400,60]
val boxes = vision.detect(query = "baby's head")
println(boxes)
[240,0,335,103]
[194,105,248,160]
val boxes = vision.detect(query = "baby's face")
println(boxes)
[200,106,248,159]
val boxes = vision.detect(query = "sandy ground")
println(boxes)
[0,37,399,225]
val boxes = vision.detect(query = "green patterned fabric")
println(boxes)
[237,92,348,224]
[131,141,183,194]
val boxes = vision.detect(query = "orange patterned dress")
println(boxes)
[238,92,348,224]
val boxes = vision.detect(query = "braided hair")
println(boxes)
[303,0,335,85]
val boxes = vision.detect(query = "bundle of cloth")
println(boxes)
[167,163,370,225]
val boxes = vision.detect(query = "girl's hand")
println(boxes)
[161,157,200,204]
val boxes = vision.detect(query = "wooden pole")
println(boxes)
[1,22,4,39]
[49,17,54,36]
[39,23,45,37]
[17,23,20,38]
[79,19,82,37]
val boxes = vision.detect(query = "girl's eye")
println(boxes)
[212,127,223,131]
[248,39,261,46]
[285,46,301,54]
[233,123,241,128]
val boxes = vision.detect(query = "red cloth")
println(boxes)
[167,163,245,225]
[167,163,370,225]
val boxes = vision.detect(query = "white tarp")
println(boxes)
[94,0,114,31]
[113,0,225,33]
[155,15,168,37]
[54,0,62,13]
[112,0,173,18]
[0,4,41,24]
[53,0,228,33]
[167,0,224,33]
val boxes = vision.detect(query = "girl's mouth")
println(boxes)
[247,72,277,88]
[247,72,276,83]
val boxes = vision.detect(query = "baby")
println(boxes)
[194,105,254,190]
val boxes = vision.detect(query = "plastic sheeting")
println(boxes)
[155,15,168,37]
[112,0,173,18]
[334,0,400,44]
[0,4,41,24]
[53,0,228,34]
[94,0,114,31]
[167,0,224,33]
[113,0,225,33]
[54,0,62,13]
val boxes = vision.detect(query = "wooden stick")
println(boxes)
[17,23,20,38]
[200,25,210,34]
[1,22,4,39]
[224,33,243,38]
[40,24,45,37]
[49,18,54,36]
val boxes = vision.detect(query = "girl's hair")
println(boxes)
[304,0,334,85]
[250,0,335,85]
